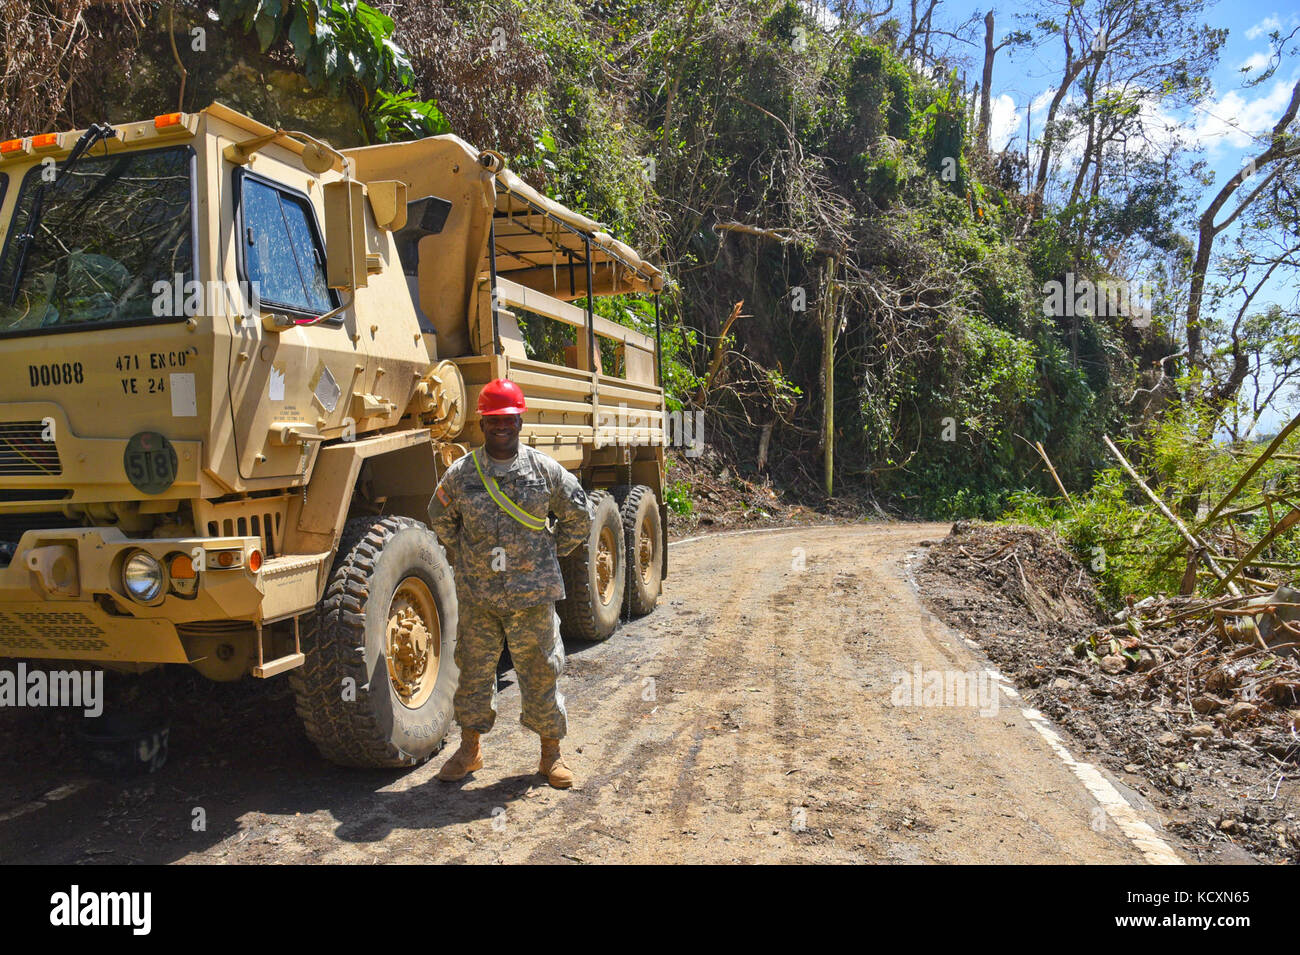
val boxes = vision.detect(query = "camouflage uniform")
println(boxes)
[427,444,592,739]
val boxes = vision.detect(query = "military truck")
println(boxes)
[0,103,668,767]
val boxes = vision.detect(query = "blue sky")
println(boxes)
[959,1,1299,163]
[909,1,1300,433]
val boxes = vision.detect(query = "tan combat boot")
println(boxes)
[539,737,573,789]
[436,728,483,781]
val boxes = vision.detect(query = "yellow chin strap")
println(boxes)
[473,449,548,531]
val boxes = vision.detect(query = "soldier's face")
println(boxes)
[482,413,522,458]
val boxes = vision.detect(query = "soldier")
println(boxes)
[427,378,593,788]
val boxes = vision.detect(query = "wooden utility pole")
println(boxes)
[821,256,838,498]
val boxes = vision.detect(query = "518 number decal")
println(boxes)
[124,431,178,495]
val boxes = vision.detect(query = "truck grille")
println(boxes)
[0,421,62,476]
[0,611,108,654]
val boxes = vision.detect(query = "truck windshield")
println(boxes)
[0,145,193,338]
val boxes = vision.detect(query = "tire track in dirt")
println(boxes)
[0,523,1177,864]
[528,532,783,862]
[304,523,1168,863]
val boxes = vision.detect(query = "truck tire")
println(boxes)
[557,490,626,642]
[611,484,663,617]
[290,516,458,768]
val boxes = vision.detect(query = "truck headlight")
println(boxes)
[122,550,163,602]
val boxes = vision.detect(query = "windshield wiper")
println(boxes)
[6,122,118,306]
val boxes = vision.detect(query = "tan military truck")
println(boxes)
[0,103,668,767]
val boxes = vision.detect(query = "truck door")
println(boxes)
[225,168,359,481]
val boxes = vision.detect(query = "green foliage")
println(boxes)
[368,89,450,140]
[845,39,914,143]
[868,312,1042,518]
[664,478,694,515]
[1004,415,1300,604]
[209,0,1233,533]
[517,0,657,236]
[1003,472,1183,602]
[913,77,967,194]
[217,0,446,141]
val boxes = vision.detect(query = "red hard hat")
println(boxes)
[477,378,526,416]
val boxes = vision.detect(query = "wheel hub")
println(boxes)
[386,577,440,709]
[596,526,617,604]
[638,522,655,585]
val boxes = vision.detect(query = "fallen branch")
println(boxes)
[712,221,842,257]
[1199,410,1300,530]
[1208,507,1300,597]
[693,300,747,408]
[1102,434,1241,598]
[1017,434,1078,515]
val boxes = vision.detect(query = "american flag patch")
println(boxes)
[436,485,450,506]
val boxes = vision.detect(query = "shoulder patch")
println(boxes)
[428,479,454,521]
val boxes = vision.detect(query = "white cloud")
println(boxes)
[800,0,839,30]
[1245,16,1280,40]
[1029,88,1058,118]
[1192,78,1297,151]
[988,94,1019,151]
[1239,51,1272,74]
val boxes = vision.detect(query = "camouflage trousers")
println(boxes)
[453,600,567,739]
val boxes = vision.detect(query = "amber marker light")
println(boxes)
[154,113,183,129]
[168,553,197,580]
[249,549,263,572]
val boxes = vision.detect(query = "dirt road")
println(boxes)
[0,523,1180,863]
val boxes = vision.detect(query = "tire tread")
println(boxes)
[610,484,662,617]
[557,490,623,642]
[289,515,438,769]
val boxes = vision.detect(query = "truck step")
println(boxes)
[252,652,305,679]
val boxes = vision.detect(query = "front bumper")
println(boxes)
[0,526,264,663]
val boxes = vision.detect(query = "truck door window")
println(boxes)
[0,146,194,338]
[237,174,335,317]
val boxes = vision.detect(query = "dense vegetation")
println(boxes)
[5,0,1299,597]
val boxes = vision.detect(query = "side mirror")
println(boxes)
[301,142,336,175]
[323,180,368,290]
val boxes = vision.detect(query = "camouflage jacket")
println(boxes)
[427,444,593,609]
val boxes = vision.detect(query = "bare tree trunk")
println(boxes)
[1030,17,1092,220]
[1186,78,1300,394]
[907,0,917,59]
[1063,60,1101,216]
[1030,65,1086,219]
[1078,129,1106,259]
[976,10,995,153]
[756,420,774,472]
